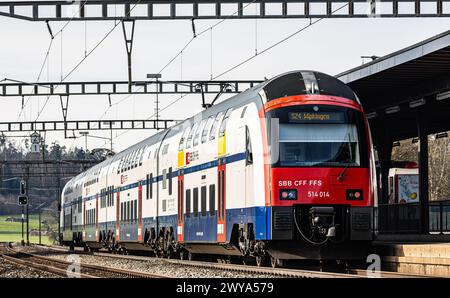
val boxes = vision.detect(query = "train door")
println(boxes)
[235,126,247,204]
[116,190,120,241]
[217,108,232,243]
[177,175,184,242]
[138,182,143,242]
[217,164,226,243]
[83,200,86,241]
[95,196,99,242]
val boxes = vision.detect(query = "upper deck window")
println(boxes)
[209,112,223,141]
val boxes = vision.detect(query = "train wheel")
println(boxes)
[179,251,187,260]
[256,256,265,267]
[270,257,283,268]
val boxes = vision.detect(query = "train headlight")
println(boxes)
[280,189,297,200]
[346,189,363,200]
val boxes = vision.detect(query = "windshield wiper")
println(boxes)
[337,133,353,182]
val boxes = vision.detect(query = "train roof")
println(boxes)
[64,70,358,187]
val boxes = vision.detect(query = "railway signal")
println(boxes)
[19,179,26,195]
[18,180,28,205]
[18,195,28,206]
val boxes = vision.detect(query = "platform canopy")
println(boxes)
[337,29,450,142]
[337,30,450,236]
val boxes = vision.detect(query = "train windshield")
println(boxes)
[268,105,368,167]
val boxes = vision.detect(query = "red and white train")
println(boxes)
[61,71,377,266]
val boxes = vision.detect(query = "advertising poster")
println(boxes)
[397,174,419,203]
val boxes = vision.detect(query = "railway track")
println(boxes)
[31,244,425,278]
[1,243,168,278]
[29,246,428,278]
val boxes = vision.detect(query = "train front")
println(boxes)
[261,71,375,257]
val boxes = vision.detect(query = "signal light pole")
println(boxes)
[19,177,29,245]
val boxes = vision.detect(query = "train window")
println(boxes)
[139,148,145,166]
[245,126,253,165]
[146,174,150,200]
[131,201,133,221]
[127,201,131,222]
[186,122,198,149]
[134,200,137,221]
[136,149,142,166]
[240,106,247,118]
[133,149,140,168]
[209,185,215,216]
[179,126,191,151]
[168,167,172,195]
[137,149,142,166]
[193,188,199,218]
[201,186,207,217]
[131,150,138,169]
[210,112,223,141]
[150,173,153,199]
[202,117,214,143]
[162,144,169,155]
[121,155,127,172]
[193,119,206,147]
[162,169,167,189]
[219,108,233,137]
[128,152,134,170]
[120,203,123,221]
[111,186,114,206]
[185,189,191,218]
[278,123,360,167]
[117,158,123,174]
[130,151,136,169]
[123,154,129,172]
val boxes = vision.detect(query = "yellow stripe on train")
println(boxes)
[218,134,226,156]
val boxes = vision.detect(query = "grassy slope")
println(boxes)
[0,214,57,245]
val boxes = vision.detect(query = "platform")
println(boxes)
[377,243,450,277]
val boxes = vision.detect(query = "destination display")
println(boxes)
[288,111,345,123]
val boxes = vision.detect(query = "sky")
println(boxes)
[0,1,449,153]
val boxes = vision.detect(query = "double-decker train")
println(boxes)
[61,70,377,266]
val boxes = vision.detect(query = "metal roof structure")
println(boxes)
[337,29,450,142]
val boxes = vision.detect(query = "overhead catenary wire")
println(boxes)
[101,3,350,150]
[212,3,350,80]
[35,0,145,122]
[16,0,89,121]
[96,1,260,123]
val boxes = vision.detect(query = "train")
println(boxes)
[61,70,377,267]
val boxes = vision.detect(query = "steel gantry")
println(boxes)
[0,79,261,137]
[0,80,263,97]
[0,0,448,20]
[0,119,180,133]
